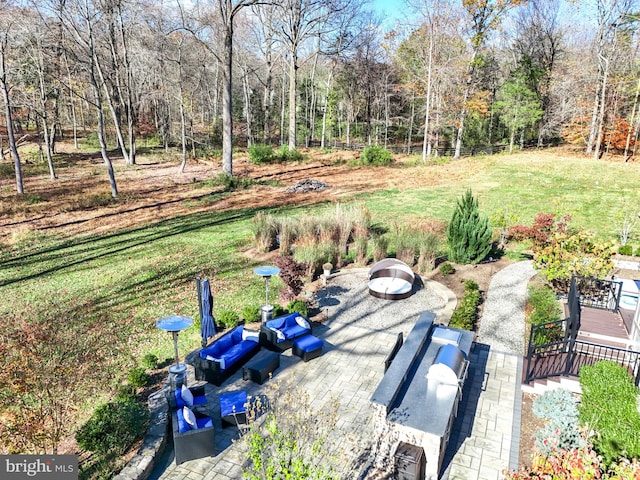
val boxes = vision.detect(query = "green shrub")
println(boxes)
[618,244,633,255]
[287,299,309,318]
[272,304,286,317]
[141,353,158,370]
[248,144,276,164]
[579,360,640,465]
[440,262,455,275]
[76,399,148,455]
[532,388,584,455]
[211,173,254,191]
[528,284,561,325]
[359,145,393,166]
[115,384,137,402]
[533,230,614,292]
[241,305,261,323]
[463,279,479,292]
[278,146,304,162]
[449,281,481,330]
[217,309,239,329]
[446,189,492,264]
[527,284,563,346]
[127,367,149,388]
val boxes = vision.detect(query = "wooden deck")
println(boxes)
[525,306,637,385]
[565,305,630,348]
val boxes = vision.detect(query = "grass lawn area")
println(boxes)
[1,145,639,459]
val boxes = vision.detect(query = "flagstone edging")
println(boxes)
[112,388,169,480]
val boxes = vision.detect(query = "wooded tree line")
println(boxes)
[1,0,639,196]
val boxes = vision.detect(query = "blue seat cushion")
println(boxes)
[293,334,323,353]
[219,391,247,417]
[219,342,254,370]
[196,416,213,429]
[199,326,245,359]
[281,324,309,340]
[176,408,213,433]
[174,389,207,409]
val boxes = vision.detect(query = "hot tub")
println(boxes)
[620,293,639,310]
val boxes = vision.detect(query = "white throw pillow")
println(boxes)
[242,329,260,343]
[180,385,194,407]
[183,406,198,430]
[270,327,285,341]
[295,316,310,330]
[205,356,226,370]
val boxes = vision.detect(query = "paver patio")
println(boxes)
[150,269,523,480]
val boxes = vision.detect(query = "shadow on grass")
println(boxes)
[0,206,260,287]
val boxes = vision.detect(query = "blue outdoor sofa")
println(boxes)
[190,325,260,386]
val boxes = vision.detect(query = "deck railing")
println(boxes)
[525,276,640,386]
[574,275,621,311]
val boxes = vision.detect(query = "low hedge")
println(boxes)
[76,398,148,455]
[579,360,640,466]
[449,280,480,330]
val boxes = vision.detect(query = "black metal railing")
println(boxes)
[525,276,640,386]
[574,275,621,311]
[571,341,640,385]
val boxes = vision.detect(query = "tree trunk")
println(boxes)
[2,81,23,194]
[320,71,332,149]
[593,55,609,159]
[288,48,298,151]
[0,39,23,193]
[221,28,234,175]
[242,65,253,148]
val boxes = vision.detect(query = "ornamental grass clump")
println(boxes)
[252,211,278,252]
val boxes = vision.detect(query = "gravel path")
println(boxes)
[476,260,537,355]
[314,269,454,333]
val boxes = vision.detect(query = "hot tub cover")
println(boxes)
[368,258,415,300]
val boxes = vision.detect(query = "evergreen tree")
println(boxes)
[446,189,493,264]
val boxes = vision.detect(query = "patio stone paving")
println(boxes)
[150,267,526,480]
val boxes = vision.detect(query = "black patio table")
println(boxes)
[242,349,280,384]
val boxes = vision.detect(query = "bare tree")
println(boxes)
[586,0,638,158]
[275,0,365,150]
[56,0,118,197]
[0,5,24,194]
[454,0,522,158]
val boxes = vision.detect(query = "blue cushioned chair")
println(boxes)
[171,407,215,464]
[259,312,312,352]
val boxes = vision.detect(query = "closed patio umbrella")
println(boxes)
[197,276,216,347]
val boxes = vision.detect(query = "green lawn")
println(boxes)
[0,147,639,446]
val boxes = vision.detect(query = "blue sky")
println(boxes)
[371,0,407,27]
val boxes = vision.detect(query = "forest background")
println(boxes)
[2,0,639,197]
